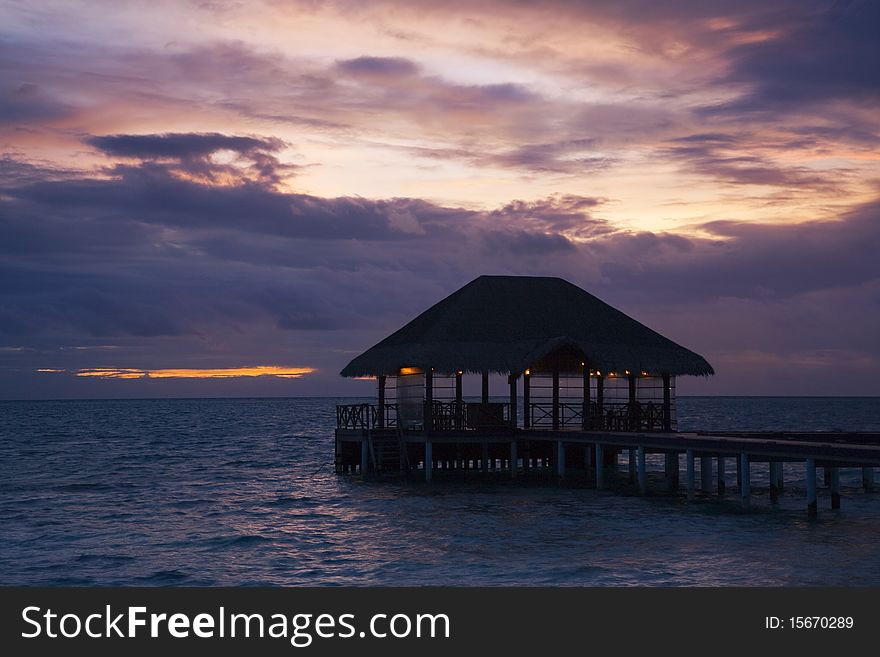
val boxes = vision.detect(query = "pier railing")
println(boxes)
[337,400,667,431]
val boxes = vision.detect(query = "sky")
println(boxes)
[1,0,879,399]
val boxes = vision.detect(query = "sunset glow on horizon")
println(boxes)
[2,0,879,397]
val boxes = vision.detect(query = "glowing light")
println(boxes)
[74,366,315,379]
[456,370,463,375]
[399,367,423,375]
[524,369,530,376]
[36,368,65,373]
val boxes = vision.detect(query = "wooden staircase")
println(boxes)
[367,427,409,475]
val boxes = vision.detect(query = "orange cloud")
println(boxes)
[65,366,316,379]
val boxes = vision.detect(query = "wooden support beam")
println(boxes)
[424,441,433,483]
[377,375,386,429]
[662,373,672,432]
[596,376,604,428]
[481,371,489,403]
[806,458,817,518]
[628,448,637,482]
[628,373,637,431]
[665,452,678,492]
[769,462,779,503]
[863,467,875,492]
[582,363,590,429]
[523,370,531,429]
[717,456,726,495]
[482,441,489,472]
[510,440,518,478]
[776,463,784,492]
[361,438,369,475]
[509,373,518,429]
[701,456,712,493]
[831,467,840,509]
[455,371,463,403]
[556,440,565,479]
[595,444,604,489]
[740,452,750,508]
[552,368,560,431]
[637,445,647,494]
[686,449,695,500]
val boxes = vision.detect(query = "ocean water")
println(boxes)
[1,396,879,587]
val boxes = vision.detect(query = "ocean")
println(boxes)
[1,396,879,586]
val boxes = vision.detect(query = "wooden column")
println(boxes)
[508,373,517,429]
[424,440,432,483]
[377,375,386,429]
[740,452,751,508]
[806,458,817,517]
[717,456,726,494]
[595,444,604,489]
[686,449,695,500]
[831,467,841,509]
[510,440,518,478]
[455,371,463,403]
[552,367,560,430]
[596,375,604,429]
[628,448,637,482]
[361,438,370,475]
[769,462,779,503]
[582,363,590,429]
[701,456,712,493]
[863,467,875,491]
[628,372,637,431]
[637,445,647,494]
[556,440,565,479]
[665,452,679,491]
[481,371,489,403]
[523,370,531,429]
[424,368,433,431]
[455,370,463,430]
[662,373,672,431]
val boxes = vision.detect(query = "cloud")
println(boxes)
[85,132,285,160]
[335,56,419,77]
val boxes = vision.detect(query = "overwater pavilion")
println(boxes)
[336,276,712,471]
[335,276,880,517]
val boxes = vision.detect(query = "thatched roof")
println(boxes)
[340,276,714,377]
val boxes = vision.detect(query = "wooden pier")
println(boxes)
[335,423,880,517]
[334,276,878,517]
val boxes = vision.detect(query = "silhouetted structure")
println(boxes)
[334,275,880,518]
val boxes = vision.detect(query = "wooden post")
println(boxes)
[361,438,369,475]
[628,448,637,482]
[776,463,784,491]
[717,456,726,495]
[662,373,672,431]
[552,368,560,430]
[510,440,518,478]
[740,452,750,508]
[806,458,817,518]
[596,376,604,429]
[481,371,489,403]
[595,444,604,489]
[686,449,695,500]
[665,452,679,491]
[377,375,386,429]
[482,441,489,472]
[831,467,840,509]
[628,373,637,431]
[424,441,432,483]
[509,373,517,429]
[637,445,647,494]
[556,440,565,479]
[582,364,590,429]
[701,456,712,493]
[736,456,742,487]
[425,368,433,431]
[769,462,779,503]
[523,370,531,429]
[863,467,874,491]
